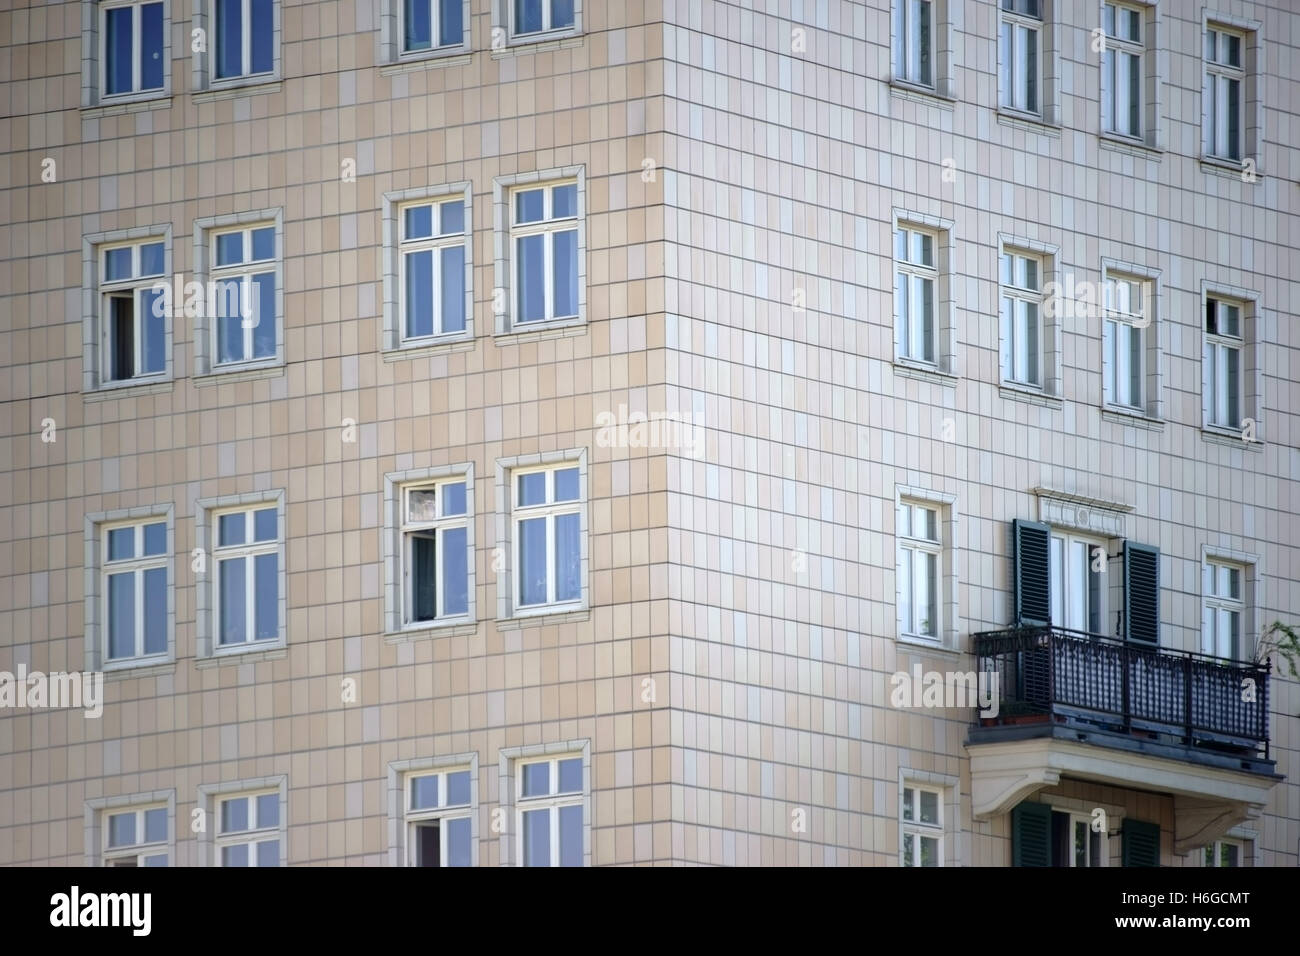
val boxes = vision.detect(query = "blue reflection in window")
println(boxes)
[139,242,165,276]
[553,512,581,602]
[404,0,431,51]
[250,0,274,74]
[440,245,465,333]
[518,517,547,605]
[516,234,545,322]
[214,0,243,79]
[219,557,246,644]
[514,0,543,35]
[104,247,133,281]
[441,526,468,616]
[143,567,167,655]
[254,553,278,640]
[140,3,164,90]
[105,6,134,95]
[552,229,578,317]
[108,573,135,659]
[404,250,433,338]
[250,272,276,358]
[439,0,462,46]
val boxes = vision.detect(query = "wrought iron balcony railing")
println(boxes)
[972,625,1271,760]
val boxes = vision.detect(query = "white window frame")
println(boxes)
[400,477,472,627]
[1049,529,1107,634]
[509,0,577,40]
[212,504,280,649]
[397,195,470,344]
[1100,2,1145,140]
[98,0,167,99]
[900,783,944,867]
[894,224,938,366]
[1202,559,1244,661]
[102,804,170,867]
[213,789,282,867]
[894,0,934,89]
[510,180,580,326]
[399,0,465,55]
[511,462,583,614]
[212,0,275,81]
[1102,271,1148,411]
[1203,837,1245,867]
[1000,248,1044,388]
[1203,24,1245,163]
[515,754,585,867]
[100,517,171,667]
[897,501,942,641]
[1053,807,1109,867]
[84,791,176,867]
[97,239,168,384]
[209,223,277,367]
[999,0,1043,117]
[1204,294,1243,431]
[83,228,174,392]
[404,767,474,867]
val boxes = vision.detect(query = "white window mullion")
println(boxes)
[132,5,142,92]
[242,0,253,77]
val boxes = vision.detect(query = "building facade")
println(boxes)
[0,0,1296,866]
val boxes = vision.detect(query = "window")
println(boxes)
[1204,25,1244,162]
[894,226,936,365]
[1102,273,1148,410]
[898,503,940,640]
[401,0,464,53]
[400,197,467,343]
[100,0,165,97]
[1011,802,1111,866]
[999,0,1042,115]
[213,505,279,649]
[1000,250,1042,387]
[512,463,582,612]
[1053,809,1106,866]
[215,792,281,866]
[1203,839,1243,867]
[400,478,470,626]
[900,785,942,866]
[97,239,167,384]
[1049,531,1105,634]
[517,755,584,866]
[103,806,169,867]
[1204,296,1242,430]
[1101,3,1142,138]
[511,0,575,38]
[404,768,473,866]
[1202,560,1243,661]
[512,182,579,326]
[894,0,933,88]
[102,518,169,665]
[213,0,275,81]
[209,224,277,367]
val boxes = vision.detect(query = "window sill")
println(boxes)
[896,634,964,658]
[893,360,958,387]
[84,379,174,402]
[999,382,1062,408]
[996,109,1060,137]
[491,32,583,59]
[380,50,473,76]
[1099,132,1162,160]
[495,318,587,345]
[888,79,956,108]
[1201,156,1260,182]
[195,645,287,669]
[193,79,282,104]
[103,660,175,681]
[382,337,476,363]
[384,620,480,644]
[497,607,589,631]
[1201,426,1264,451]
[1100,406,1164,431]
[193,362,285,387]
[81,93,171,118]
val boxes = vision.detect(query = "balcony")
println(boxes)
[966,625,1282,853]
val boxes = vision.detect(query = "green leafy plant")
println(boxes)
[1254,621,1300,678]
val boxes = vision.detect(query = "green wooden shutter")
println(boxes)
[1122,819,1161,866]
[1013,519,1052,626]
[1124,541,1160,644]
[1012,801,1052,867]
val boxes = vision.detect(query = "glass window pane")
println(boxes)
[216,282,244,363]
[515,188,545,223]
[404,205,433,240]
[138,242,165,277]
[254,508,277,542]
[219,557,247,644]
[903,832,914,867]
[140,3,164,90]
[441,482,467,516]
[439,0,463,45]
[919,790,939,824]
[441,526,468,616]
[108,527,135,561]
[439,200,464,235]
[105,6,134,95]
[1226,77,1240,160]
[144,808,168,843]
[899,548,912,633]
[894,229,907,263]
[516,234,546,322]
[250,0,274,74]
[254,553,278,640]
[1225,34,1241,68]
[519,517,548,605]
[552,229,579,318]
[405,249,434,338]
[411,533,437,621]
[554,467,580,502]
[219,513,246,547]
[1225,347,1239,426]
[104,247,133,282]
[918,551,937,635]
[522,808,550,865]
[410,775,439,810]
[404,0,432,51]
[440,244,466,333]
[445,817,472,866]
[446,771,471,806]
[552,184,578,218]
[221,844,248,867]
[554,513,581,603]
[521,761,550,797]
[558,758,582,793]
[515,0,543,35]
[108,572,136,659]
[559,804,583,865]
[256,839,279,867]
[517,472,547,506]
[1025,26,1038,113]
[1103,4,1115,38]
[902,788,914,821]
[250,272,276,359]
[216,232,244,266]
[254,793,278,828]
[143,854,167,867]
[920,835,938,866]
[407,488,438,522]
[139,288,166,374]
[143,567,167,655]
[108,812,136,847]
[1205,29,1217,63]
[221,797,249,833]
[551,0,575,30]
[251,227,275,262]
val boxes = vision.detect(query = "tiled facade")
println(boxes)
[0,0,1295,866]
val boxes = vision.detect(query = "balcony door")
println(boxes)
[1049,532,1104,634]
